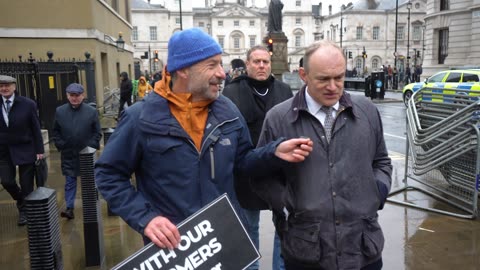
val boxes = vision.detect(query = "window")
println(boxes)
[445,72,461,82]
[355,58,363,71]
[397,25,404,40]
[199,22,205,27]
[463,73,480,82]
[218,20,223,27]
[295,35,301,47]
[314,33,321,41]
[373,26,379,40]
[429,72,447,83]
[249,36,256,48]
[175,18,181,25]
[372,58,379,69]
[412,25,421,41]
[296,18,302,25]
[112,0,118,12]
[149,26,157,40]
[438,28,449,64]
[296,1,301,7]
[250,20,255,27]
[440,0,449,11]
[218,36,225,48]
[233,36,240,49]
[234,20,240,27]
[132,26,138,41]
[356,26,363,40]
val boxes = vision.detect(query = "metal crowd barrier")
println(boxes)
[388,86,480,219]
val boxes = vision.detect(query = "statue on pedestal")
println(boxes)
[268,0,283,33]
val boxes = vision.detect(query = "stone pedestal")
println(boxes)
[268,32,289,80]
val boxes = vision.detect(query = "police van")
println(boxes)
[402,69,480,105]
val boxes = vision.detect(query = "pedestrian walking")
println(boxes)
[0,75,45,226]
[95,27,313,251]
[255,40,392,270]
[53,83,101,220]
[118,72,132,120]
[223,45,293,270]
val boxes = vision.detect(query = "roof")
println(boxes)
[350,0,410,10]
[131,0,163,9]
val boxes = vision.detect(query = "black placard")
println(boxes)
[112,194,260,270]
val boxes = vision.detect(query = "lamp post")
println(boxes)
[340,7,344,48]
[406,1,412,72]
[422,24,426,62]
[179,0,183,30]
[394,0,398,69]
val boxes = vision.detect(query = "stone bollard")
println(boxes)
[79,147,105,267]
[25,187,63,270]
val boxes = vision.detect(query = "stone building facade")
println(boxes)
[132,0,429,78]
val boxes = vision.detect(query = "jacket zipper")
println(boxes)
[200,117,240,181]
[210,146,215,179]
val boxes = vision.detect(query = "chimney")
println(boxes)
[329,5,332,15]
[319,2,322,16]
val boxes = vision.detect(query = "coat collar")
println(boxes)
[287,84,359,123]
[138,92,240,135]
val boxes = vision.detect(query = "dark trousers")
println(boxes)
[118,97,132,118]
[0,157,35,209]
[284,258,383,270]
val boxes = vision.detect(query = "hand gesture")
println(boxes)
[144,216,181,249]
[275,138,313,162]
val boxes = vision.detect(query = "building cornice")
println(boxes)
[0,28,134,52]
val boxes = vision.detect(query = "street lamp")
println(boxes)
[394,0,398,69]
[104,32,125,52]
[406,1,412,71]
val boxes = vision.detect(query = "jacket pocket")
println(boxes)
[147,137,183,153]
[361,216,384,258]
[281,222,321,265]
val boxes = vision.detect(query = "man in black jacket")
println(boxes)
[222,45,292,270]
[118,71,133,119]
[53,83,101,219]
[0,75,44,226]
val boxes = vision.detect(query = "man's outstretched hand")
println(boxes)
[275,138,313,162]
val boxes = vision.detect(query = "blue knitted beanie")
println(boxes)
[167,28,223,73]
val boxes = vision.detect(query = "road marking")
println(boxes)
[418,227,435,233]
[388,150,405,160]
[385,132,406,140]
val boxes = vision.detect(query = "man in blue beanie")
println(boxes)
[95,28,313,258]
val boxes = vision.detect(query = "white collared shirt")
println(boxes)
[304,86,339,126]
[2,94,15,127]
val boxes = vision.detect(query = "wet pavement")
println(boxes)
[1,102,480,270]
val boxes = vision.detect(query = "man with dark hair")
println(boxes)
[0,75,44,226]
[118,72,132,119]
[223,45,292,270]
[95,28,313,252]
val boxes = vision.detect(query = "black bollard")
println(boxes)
[79,147,105,267]
[25,187,63,270]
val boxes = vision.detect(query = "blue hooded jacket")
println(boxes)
[95,92,283,234]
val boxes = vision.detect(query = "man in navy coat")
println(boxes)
[0,75,44,226]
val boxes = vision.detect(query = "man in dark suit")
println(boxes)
[0,75,45,226]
